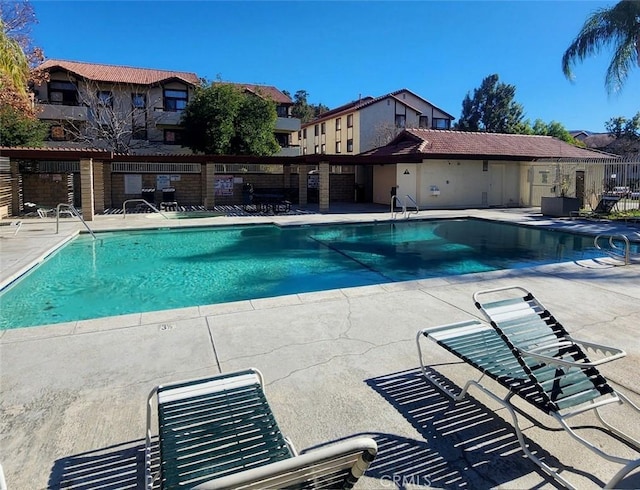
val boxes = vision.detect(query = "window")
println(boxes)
[297,130,301,139]
[314,144,319,154]
[97,91,113,107]
[50,124,66,141]
[302,146,307,155]
[164,129,184,144]
[321,122,326,134]
[164,89,188,112]
[275,133,288,147]
[303,128,307,138]
[419,116,429,129]
[49,81,77,105]
[321,143,326,154]
[432,118,450,129]
[314,124,319,136]
[335,141,341,153]
[335,118,341,131]
[132,93,146,109]
[395,114,406,128]
[347,114,353,127]
[483,160,489,171]
[276,105,288,117]
[132,126,147,140]
[347,139,353,152]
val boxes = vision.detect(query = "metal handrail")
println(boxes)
[122,199,169,219]
[391,195,404,219]
[594,234,631,265]
[405,195,419,217]
[55,203,97,240]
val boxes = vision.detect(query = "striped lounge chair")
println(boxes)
[145,368,377,489]
[416,286,640,489]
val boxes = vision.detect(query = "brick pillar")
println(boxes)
[204,162,216,209]
[10,159,20,216]
[319,161,330,213]
[92,160,105,214]
[298,164,308,206]
[283,164,291,188]
[80,158,95,221]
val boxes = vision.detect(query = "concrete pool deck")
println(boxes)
[1,207,639,489]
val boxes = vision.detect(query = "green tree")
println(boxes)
[0,18,30,108]
[181,83,279,155]
[605,112,640,139]
[604,112,640,156]
[1,1,46,105]
[531,119,582,145]
[456,74,526,133]
[286,90,329,123]
[562,0,640,94]
[0,105,48,146]
[289,90,315,123]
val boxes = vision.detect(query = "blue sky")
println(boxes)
[31,1,638,133]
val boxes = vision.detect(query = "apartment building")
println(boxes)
[33,59,200,154]
[33,60,300,156]
[295,89,455,156]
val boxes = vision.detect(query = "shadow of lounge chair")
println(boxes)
[146,368,377,489]
[416,285,640,489]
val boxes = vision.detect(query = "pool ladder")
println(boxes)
[55,203,97,240]
[594,233,640,265]
[391,195,420,220]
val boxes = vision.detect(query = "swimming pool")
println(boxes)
[0,218,617,329]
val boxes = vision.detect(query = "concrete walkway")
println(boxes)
[1,207,639,489]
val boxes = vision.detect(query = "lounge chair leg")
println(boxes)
[605,459,640,489]
[595,391,640,450]
[466,381,577,489]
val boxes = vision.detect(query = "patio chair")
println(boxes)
[0,220,22,236]
[160,187,177,211]
[416,286,640,489]
[146,368,377,489]
[571,194,621,220]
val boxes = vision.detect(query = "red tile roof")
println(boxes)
[302,88,454,128]
[36,59,200,86]
[229,83,293,105]
[361,129,618,160]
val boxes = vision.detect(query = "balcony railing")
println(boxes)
[276,146,302,157]
[36,103,88,121]
[275,116,301,132]
[152,108,183,126]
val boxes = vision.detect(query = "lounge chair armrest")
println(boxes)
[193,437,378,490]
[519,339,626,369]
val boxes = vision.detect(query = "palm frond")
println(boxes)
[562,0,640,94]
[605,36,636,93]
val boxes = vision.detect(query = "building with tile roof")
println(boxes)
[32,60,300,156]
[360,129,618,209]
[295,88,455,157]
[32,59,200,154]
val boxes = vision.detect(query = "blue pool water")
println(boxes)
[0,219,616,329]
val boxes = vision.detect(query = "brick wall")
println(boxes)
[330,174,356,202]
[109,173,202,207]
[22,173,72,207]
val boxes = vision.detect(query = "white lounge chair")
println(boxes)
[416,286,640,489]
[146,368,377,489]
